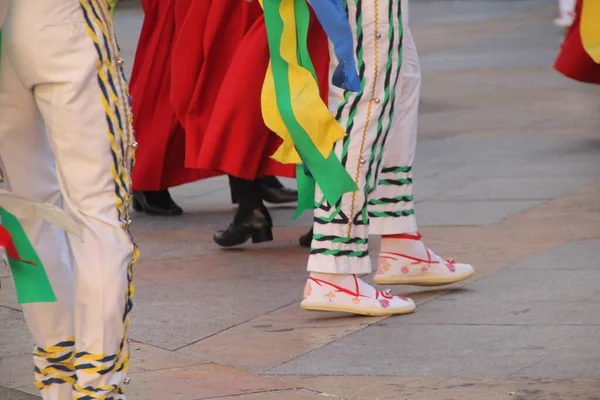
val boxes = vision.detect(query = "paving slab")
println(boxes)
[0,386,39,400]
[279,376,600,400]
[130,266,307,350]
[267,324,600,377]
[509,239,600,271]
[441,176,600,201]
[416,199,543,226]
[203,389,345,400]
[125,363,289,400]
[1,1,600,399]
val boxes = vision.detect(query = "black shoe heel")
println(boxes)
[214,206,273,247]
[131,190,183,216]
[298,228,313,248]
[251,226,273,244]
[132,197,143,212]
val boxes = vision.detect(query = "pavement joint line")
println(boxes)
[172,300,301,352]
[375,323,600,327]
[129,339,176,353]
[196,387,347,400]
[420,198,570,202]
[510,354,556,377]
[128,362,213,376]
[0,304,22,313]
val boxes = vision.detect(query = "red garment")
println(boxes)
[554,0,600,84]
[130,0,330,191]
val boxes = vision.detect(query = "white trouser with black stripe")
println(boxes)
[308,0,420,275]
[0,0,137,399]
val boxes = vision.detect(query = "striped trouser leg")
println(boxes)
[368,24,420,235]
[32,339,77,399]
[2,1,138,398]
[308,0,405,274]
[71,2,139,398]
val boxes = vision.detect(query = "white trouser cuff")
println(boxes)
[307,253,372,274]
[369,215,418,236]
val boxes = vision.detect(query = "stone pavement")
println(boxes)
[1,0,600,399]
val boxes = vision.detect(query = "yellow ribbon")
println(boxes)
[260,0,347,164]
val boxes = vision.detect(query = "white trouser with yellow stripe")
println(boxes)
[0,1,138,399]
[308,0,420,274]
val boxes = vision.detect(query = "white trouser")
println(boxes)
[558,0,575,14]
[0,1,138,399]
[309,0,421,274]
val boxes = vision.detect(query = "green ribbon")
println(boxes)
[108,0,118,16]
[262,0,357,218]
[1,208,56,304]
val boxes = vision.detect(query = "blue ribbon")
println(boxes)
[309,0,361,92]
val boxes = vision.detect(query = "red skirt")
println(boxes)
[129,0,330,190]
[554,0,600,84]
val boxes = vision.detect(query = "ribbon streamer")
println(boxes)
[107,0,118,16]
[308,0,360,91]
[260,0,358,216]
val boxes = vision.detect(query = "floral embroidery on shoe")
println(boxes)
[377,259,390,275]
[325,291,336,302]
[303,282,312,300]
[352,297,360,304]
[379,299,390,308]
[445,260,456,273]
[401,265,410,275]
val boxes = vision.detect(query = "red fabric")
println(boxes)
[382,233,422,240]
[554,0,600,84]
[0,225,21,260]
[130,0,330,190]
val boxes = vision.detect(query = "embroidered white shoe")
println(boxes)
[553,12,574,28]
[301,274,415,316]
[373,233,475,286]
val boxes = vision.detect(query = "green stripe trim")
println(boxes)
[381,166,412,174]
[310,248,370,257]
[368,195,413,205]
[368,209,415,218]
[313,234,368,244]
[378,178,412,186]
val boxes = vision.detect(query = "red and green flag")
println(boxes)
[0,207,56,303]
[0,190,83,304]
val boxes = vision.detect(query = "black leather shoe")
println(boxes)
[231,176,298,204]
[132,190,183,216]
[214,207,273,247]
[298,228,313,248]
[259,184,298,204]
